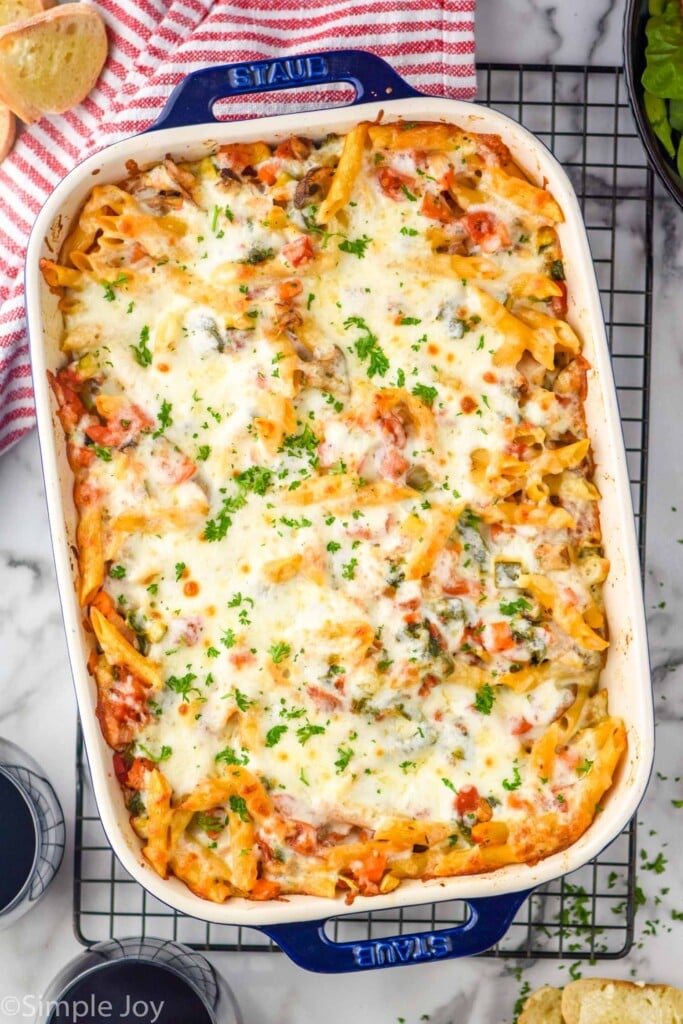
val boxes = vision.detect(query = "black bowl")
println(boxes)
[623,0,683,208]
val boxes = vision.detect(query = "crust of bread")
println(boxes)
[518,986,563,1024]
[561,979,683,1024]
[0,98,14,160]
[0,3,107,123]
[0,0,43,30]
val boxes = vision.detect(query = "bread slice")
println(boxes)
[562,979,683,1024]
[518,986,564,1024]
[0,98,14,160]
[0,1,52,31]
[0,3,107,123]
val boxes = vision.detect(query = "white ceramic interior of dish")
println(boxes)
[25,95,654,928]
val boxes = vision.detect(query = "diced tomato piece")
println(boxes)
[512,717,533,736]
[456,784,480,816]
[85,404,153,448]
[476,133,512,165]
[126,757,155,790]
[287,820,319,855]
[230,650,257,669]
[67,442,95,469]
[352,849,387,887]
[379,447,409,481]
[377,167,416,201]
[47,370,87,433]
[486,621,515,652]
[282,235,313,267]
[306,685,342,712]
[461,211,496,243]
[550,281,568,317]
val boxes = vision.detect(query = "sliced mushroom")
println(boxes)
[300,345,350,395]
[163,157,198,205]
[294,166,334,209]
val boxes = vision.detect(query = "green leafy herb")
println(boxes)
[502,765,522,791]
[296,723,326,745]
[228,795,251,822]
[400,226,419,236]
[175,562,186,582]
[578,758,594,777]
[279,423,320,466]
[234,688,255,712]
[101,274,128,301]
[441,777,457,792]
[499,597,532,616]
[400,316,422,326]
[338,234,372,258]
[474,683,495,715]
[197,445,211,462]
[549,259,565,281]
[341,558,358,580]
[94,445,113,461]
[130,325,152,367]
[215,746,249,766]
[166,671,199,701]
[326,540,341,553]
[335,746,354,773]
[138,743,172,763]
[220,628,236,649]
[109,564,126,579]
[344,315,389,378]
[269,641,291,663]
[411,383,438,406]
[279,515,313,530]
[265,725,288,747]
[153,399,173,438]
[401,183,418,201]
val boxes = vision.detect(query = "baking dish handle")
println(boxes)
[260,890,532,973]
[148,49,422,132]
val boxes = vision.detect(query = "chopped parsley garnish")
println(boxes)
[279,423,319,467]
[441,777,457,792]
[215,746,249,766]
[93,445,113,461]
[279,515,312,530]
[101,274,128,301]
[401,183,418,201]
[138,743,172,763]
[196,445,211,462]
[577,758,594,777]
[269,641,291,663]
[235,465,272,495]
[474,683,495,715]
[341,558,358,580]
[130,325,152,367]
[326,541,341,553]
[109,564,126,579]
[499,597,532,616]
[166,671,199,701]
[502,766,522,791]
[344,315,389,378]
[400,316,422,326]
[411,383,438,407]
[220,628,236,649]
[338,234,372,258]
[175,562,186,581]
[265,725,288,748]
[206,646,220,659]
[234,688,255,711]
[400,226,419,236]
[203,464,272,541]
[296,723,326,745]
[152,399,173,438]
[399,760,417,774]
[335,746,354,773]
[228,795,251,822]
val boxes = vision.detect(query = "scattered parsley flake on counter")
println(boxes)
[269,641,291,663]
[265,725,288,748]
[229,795,251,822]
[130,325,152,367]
[296,723,326,745]
[474,683,495,715]
[109,564,126,579]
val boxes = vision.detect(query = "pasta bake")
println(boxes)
[43,119,626,904]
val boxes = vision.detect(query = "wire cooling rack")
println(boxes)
[73,63,653,959]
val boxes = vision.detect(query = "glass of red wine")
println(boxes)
[37,937,242,1024]
[0,737,65,929]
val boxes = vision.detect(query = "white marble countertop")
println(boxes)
[2,1,683,1020]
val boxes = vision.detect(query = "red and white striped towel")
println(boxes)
[0,0,476,454]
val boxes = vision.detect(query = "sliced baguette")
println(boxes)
[518,985,564,1024]
[562,979,683,1024]
[0,3,107,124]
[0,0,52,30]
[0,98,14,160]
